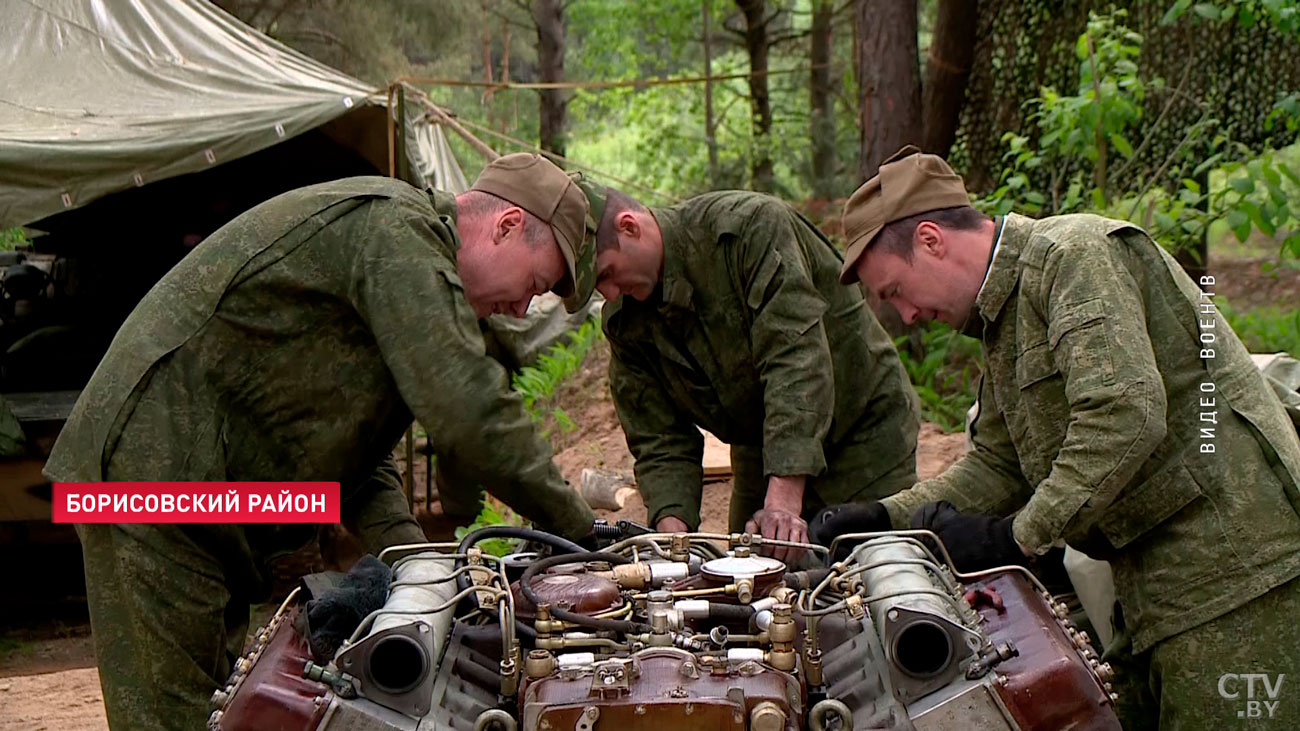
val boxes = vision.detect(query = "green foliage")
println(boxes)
[512,316,603,419]
[976,8,1300,265]
[1218,301,1300,358]
[978,11,1156,216]
[1163,0,1300,36]
[452,497,529,557]
[894,323,982,433]
[565,0,859,199]
[0,228,28,252]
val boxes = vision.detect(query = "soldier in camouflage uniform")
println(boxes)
[44,153,599,730]
[814,146,1300,729]
[573,180,920,561]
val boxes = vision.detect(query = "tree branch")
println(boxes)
[768,29,812,45]
[489,7,535,32]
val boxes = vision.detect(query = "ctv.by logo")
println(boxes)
[1218,673,1285,719]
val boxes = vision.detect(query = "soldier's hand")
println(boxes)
[910,501,1027,572]
[656,515,691,534]
[746,508,808,564]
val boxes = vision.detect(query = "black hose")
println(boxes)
[706,602,755,622]
[519,552,652,634]
[785,568,834,591]
[454,526,586,596]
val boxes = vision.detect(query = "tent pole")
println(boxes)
[426,103,500,162]
[387,82,417,516]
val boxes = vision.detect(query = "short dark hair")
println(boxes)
[871,205,989,262]
[596,188,647,253]
[458,190,551,247]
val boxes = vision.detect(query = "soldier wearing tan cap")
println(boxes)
[47,153,600,730]
[812,145,1300,730]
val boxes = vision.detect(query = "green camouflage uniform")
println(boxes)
[881,213,1300,729]
[44,177,595,730]
[604,192,920,531]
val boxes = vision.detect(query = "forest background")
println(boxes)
[213,0,1300,428]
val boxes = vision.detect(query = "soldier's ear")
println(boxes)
[495,207,526,245]
[614,211,640,243]
[915,221,945,259]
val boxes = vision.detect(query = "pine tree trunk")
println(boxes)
[533,0,566,161]
[921,0,978,156]
[736,0,775,193]
[854,0,922,183]
[810,0,836,199]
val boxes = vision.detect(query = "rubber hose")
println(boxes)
[453,526,586,596]
[519,552,652,634]
[785,568,834,591]
[707,602,756,622]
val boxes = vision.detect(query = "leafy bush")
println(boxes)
[452,497,529,557]
[895,323,982,432]
[975,9,1300,264]
[512,316,603,420]
[0,228,28,252]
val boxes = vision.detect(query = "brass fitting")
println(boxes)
[670,533,691,563]
[525,650,557,679]
[592,562,653,590]
[499,656,519,697]
[767,586,798,605]
[768,604,797,645]
[736,577,755,604]
[767,603,797,672]
[804,647,824,686]
[750,701,788,731]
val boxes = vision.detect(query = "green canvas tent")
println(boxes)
[0,0,468,230]
[0,0,473,524]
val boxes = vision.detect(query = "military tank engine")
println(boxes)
[210,527,1121,730]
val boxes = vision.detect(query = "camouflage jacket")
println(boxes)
[44,177,596,552]
[882,213,1300,652]
[605,192,919,528]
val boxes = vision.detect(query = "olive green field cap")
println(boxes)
[564,172,608,312]
[470,153,595,312]
[839,145,973,284]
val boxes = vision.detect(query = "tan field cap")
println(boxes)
[470,153,595,311]
[839,145,972,284]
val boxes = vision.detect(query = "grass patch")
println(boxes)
[1219,301,1300,358]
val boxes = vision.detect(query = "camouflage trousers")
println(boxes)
[1108,576,1300,730]
[728,442,918,533]
[76,522,268,731]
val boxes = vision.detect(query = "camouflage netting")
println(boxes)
[953,0,1300,194]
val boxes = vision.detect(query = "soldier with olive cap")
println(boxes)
[571,178,920,562]
[46,153,600,731]
[812,145,1300,730]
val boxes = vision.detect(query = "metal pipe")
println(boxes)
[473,709,517,731]
[809,699,852,731]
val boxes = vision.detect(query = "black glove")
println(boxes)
[909,501,1027,573]
[810,501,892,563]
[304,554,392,661]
